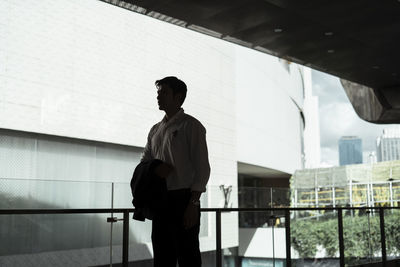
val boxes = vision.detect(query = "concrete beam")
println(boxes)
[341,79,400,124]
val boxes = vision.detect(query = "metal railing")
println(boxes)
[1,207,399,267]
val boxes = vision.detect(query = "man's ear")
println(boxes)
[174,93,183,105]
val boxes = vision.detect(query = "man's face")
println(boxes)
[157,84,181,111]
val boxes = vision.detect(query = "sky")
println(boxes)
[311,70,399,167]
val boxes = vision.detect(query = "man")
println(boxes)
[141,76,210,267]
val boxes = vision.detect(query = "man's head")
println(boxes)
[155,76,187,111]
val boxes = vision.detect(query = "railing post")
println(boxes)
[285,210,291,267]
[379,208,387,267]
[110,183,114,267]
[122,210,129,267]
[338,208,345,267]
[216,210,222,267]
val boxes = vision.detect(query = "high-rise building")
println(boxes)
[376,128,400,162]
[338,136,363,166]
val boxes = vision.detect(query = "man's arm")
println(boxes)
[141,137,152,162]
[189,122,211,193]
[184,121,211,229]
[141,125,157,162]
[141,143,152,162]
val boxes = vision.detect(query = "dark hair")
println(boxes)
[155,76,187,106]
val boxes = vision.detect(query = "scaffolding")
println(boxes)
[291,160,400,208]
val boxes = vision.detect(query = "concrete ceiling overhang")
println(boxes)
[101,0,400,123]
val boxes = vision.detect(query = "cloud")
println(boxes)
[319,102,359,147]
[320,147,338,166]
[312,70,349,104]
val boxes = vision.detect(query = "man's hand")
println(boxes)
[183,191,202,229]
[154,163,173,178]
[183,202,199,230]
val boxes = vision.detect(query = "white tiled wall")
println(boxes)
[235,48,304,174]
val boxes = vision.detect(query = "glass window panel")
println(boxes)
[0,213,115,266]
[298,189,315,206]
[343,209,382,266]
[352,184,368,206]
[384,209,400,262]
[335,187,349,206]
[392,182,400,206]
[373,184,390,204]
[290,210,339,266]
[318,187,333,205]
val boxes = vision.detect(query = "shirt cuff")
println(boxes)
[191,184,207,193]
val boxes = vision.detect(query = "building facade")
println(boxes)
[377,128,400,162]
[303,68,321,169]
[338,136,363,166]
[0,0,310,266]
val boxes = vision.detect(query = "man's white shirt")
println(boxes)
[141,109,210,192]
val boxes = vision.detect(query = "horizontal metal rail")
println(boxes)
[0,206,399,267]
[0,206,399,215]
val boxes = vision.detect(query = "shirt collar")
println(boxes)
[162,108,185,125]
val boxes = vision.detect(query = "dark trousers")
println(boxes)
[152,189,201,267]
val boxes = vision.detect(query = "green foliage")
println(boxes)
[385,210,400,255]
[291,220,318,257]
[318,219,338,257]
[342,213,381,259]
[291,211,400,259]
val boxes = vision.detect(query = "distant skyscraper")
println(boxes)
[338,136,363,166]
[376,128,400,162]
